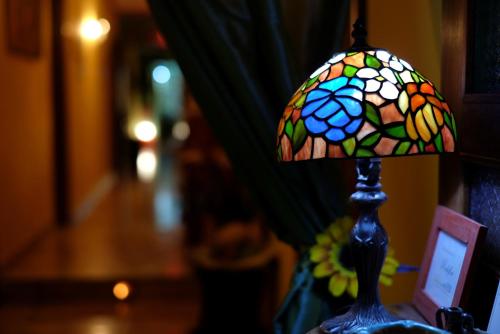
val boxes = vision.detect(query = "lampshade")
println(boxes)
[277,49,457,161]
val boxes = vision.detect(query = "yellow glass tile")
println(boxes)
[423,103,438,134]
[398,91,409,114]
[434,107,444,126]
[406,116,418,140]
[415,110,431,142]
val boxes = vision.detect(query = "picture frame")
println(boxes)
[413,206,486,325]
[5,0,41,57]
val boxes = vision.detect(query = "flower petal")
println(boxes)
[329,52,346,64]
[357,68,379,79]
[348,278,358,298]
[305,116,328,134]
[310,245,329,263]
[380,82,399,100]
[365,79,381,93]
[327,110,350,127]
[398,91,409,114]
[313,262,335,278]
[302,96,329,117]
[316,232,332,246]
[315,100,341,119]
[379,274,394,286]
[328,224,344,241]
[310,62,331,78]
[339,217,354,232]
[329,274,348,297]
[320,77,348,92]
[384,256,399,267]
[325,128,346,142]
[381,263,398,275]
[380,68,397,84]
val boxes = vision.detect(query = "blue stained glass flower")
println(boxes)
[301,77,366,143]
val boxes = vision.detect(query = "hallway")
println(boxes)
[0,175,200,334]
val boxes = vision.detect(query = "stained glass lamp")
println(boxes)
[276,21,457,333]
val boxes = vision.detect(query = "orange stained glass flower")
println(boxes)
[400,82,446,143]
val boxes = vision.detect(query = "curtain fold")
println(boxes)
[147,0,350,331]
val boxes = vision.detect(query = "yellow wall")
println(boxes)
[0,0,115,264]
[365,0,442,304]
[0,0,54,264]
[63,0,114,215]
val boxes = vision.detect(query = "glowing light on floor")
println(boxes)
[134,120,157,142]
[136,149,157,182]
[172,121,190,141]
[112,281,131,301]
[80,18,110,42]
[152,65,171,84]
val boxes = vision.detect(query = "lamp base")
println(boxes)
[319,304,397,333]
[313,158,397,333]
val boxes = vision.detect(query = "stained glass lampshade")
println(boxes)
[276,21,458,334]
[277,49,457,161]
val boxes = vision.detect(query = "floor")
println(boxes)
[2,179,189,280]
[0,299,199,334]
[0,156,201,334]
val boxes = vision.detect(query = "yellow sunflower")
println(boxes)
[310,216,400,298]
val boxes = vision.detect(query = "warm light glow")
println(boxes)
[172,121,190,141]
[112,281,131,301]
[80,18,110,42]
[136,149,157,182]
[152,65,171,84]
[133,120,157,142]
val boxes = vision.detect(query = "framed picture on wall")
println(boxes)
[413,206,487,325]
[5,0,41,57]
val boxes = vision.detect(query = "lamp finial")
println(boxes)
[351,18,369,49]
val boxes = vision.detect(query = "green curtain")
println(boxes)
[147,0,350,332]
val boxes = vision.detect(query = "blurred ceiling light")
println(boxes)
[172,120,190,141]
[136,149,157,182]
[112,281,132,301]
[80,18,110,42]
[133,120,157,142]
[152,65,171,84]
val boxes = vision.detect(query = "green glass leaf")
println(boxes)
[411,72,420,83]
[366,55,382,69]
[418,140,425,152]
[416,71,426,81]
[444,112,453,131]
[434,133,443,152]
[394,72,404,85]
[356,149,374,157]
[292,119,307,152]
[306,76,318,88]
[342,137,356,156]
[451,115,458,139]
[385,124,408,139]
[347,51,358,56]
[360,132,381,147]
[285,120,294,138]
[394,141,412,155]
[365,103,381,126]
[344,65,358,77]
[295,94,307,108]
[277,145,282,161]
[435,89,444,101]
